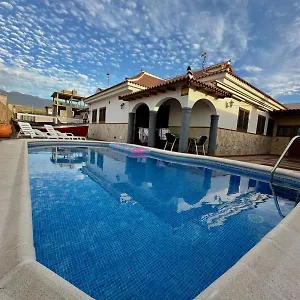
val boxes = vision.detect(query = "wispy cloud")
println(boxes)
[0,2,13,10]
[0,0,299,102]
[240,65,263,72]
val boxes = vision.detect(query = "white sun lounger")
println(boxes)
[44,124,86,140]
[17,122,57,139]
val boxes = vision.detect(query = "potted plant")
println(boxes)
[0,102,12,138]
[0,120,12,138]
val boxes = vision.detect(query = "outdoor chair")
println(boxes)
[17,122,57,139]
[164,133,178,151]
[188,136,208,155]
[44,125,86,140]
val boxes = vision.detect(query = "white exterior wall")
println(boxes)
[129,89,188,112]
[89,96,129,123]
[168,100,182,126]
[213,99,270,134]
[187,89,271,135]
[86,83,144,124]
[86,80,273,143]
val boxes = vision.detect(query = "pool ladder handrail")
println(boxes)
[269,135,300,219]
[270,135,300,183]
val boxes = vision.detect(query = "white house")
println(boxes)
[84,61,290,156]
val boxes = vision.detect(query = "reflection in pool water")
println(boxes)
[29,146,297,300]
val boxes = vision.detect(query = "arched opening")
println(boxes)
[188,99,217,154]
[155,98,182,148]
[189,99,216,138]
[134,103,149,145]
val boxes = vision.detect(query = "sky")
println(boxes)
[0,0,300,103]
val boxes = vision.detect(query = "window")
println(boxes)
[293,126,300,137]
[99,107,106,123]
[237,108,249,132]
[266,119,275,136]
[277,126,291,137]
[92,109,97,123]
[256,115,266,135]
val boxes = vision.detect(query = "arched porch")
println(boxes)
[133,103,150,145]
[127,97,219,155]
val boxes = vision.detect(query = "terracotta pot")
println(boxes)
[0,124,12,138]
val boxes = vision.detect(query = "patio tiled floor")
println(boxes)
[224,155,300,172]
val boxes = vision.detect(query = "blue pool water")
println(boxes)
[28,145,297,299]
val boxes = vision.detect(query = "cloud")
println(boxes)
[193,44,200,50]
[128,1,137,8]
[0,0,299,102]
[0,61,99,98]
[0,2,13,10]
[124,8,133,16]
[241,65,263,72]
[78,73,89,81]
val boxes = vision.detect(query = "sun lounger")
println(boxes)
[17,122,57,139]
[44,124,86,140]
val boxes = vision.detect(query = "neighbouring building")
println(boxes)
[51,90,86,118]
[83,61,299,157]
[45,106,53,116]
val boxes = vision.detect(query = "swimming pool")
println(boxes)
[28,144,298,299]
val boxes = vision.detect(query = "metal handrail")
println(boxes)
[270,135,300,183]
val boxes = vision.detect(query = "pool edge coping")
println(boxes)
[0,140,93,299]
[1,138,300,299]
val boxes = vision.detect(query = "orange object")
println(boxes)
[0,124,12,138]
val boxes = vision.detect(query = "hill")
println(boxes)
[0,89,52,108]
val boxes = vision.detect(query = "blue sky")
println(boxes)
[0,0,299,103]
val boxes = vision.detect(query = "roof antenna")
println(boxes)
[107,73,110,87]
[201,51,207,69]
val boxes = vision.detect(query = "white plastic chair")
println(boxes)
[44,124,86,140]
[17,122,56,139]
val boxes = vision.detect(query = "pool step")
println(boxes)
[271,183,300,203]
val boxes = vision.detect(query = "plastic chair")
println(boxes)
[164,133,178,151]
[189,136,208,155]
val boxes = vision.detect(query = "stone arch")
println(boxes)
[190,99,217,127]
[153,97,182,112]
[131,102,150,113]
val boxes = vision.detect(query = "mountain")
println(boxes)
[0,89,52,108]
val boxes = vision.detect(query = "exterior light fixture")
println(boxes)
[226,99,234,108]
[120,103,125,109]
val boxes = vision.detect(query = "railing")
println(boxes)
[270,135,300,183]
[17,113,56,123]
[53,101,87,110]
[57,117,84,124]
[269,135,300,219]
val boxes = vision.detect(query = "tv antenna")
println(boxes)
[107,73,110,87]
[201,51,207,69]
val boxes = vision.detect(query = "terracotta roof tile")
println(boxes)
[165,60,231,82]
[284,103,300,110]
[119,76,231,101]
[127,71,165,88]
